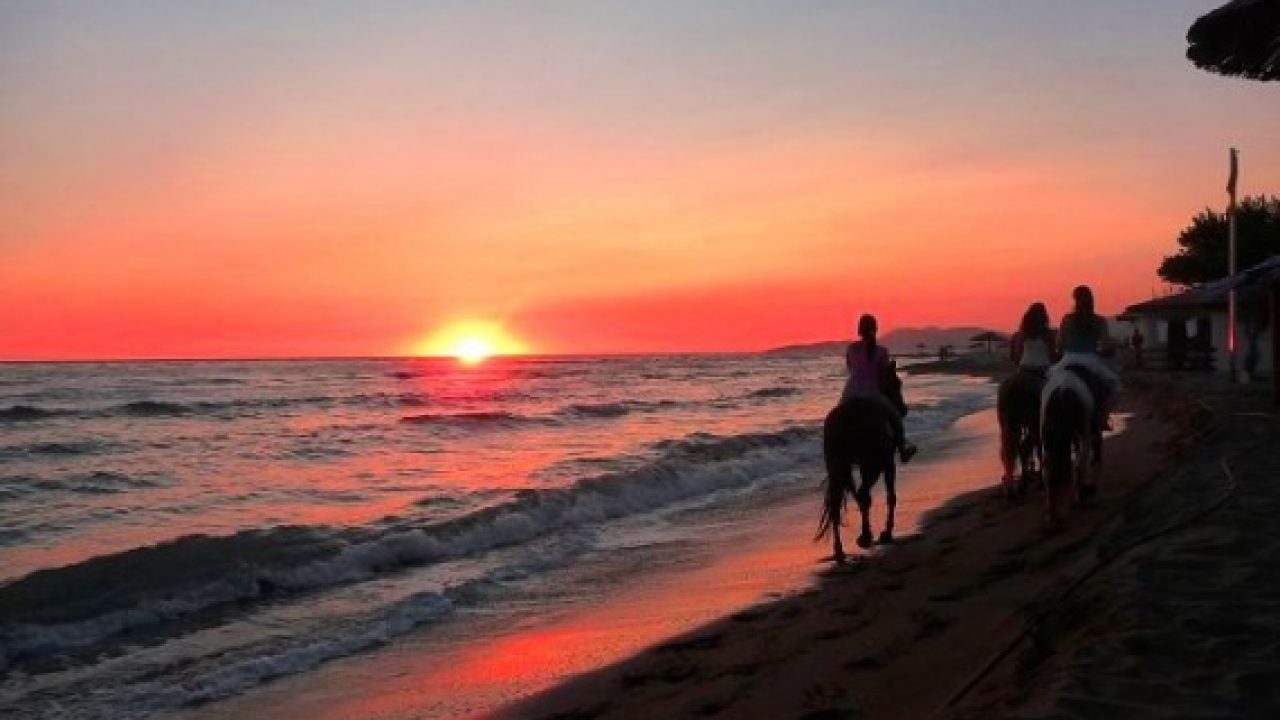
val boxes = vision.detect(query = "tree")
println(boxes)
[1157,195,1280,286]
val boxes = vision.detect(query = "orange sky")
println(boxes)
[2,1,1277,359]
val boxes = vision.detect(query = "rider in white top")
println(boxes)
[1011,302,1057,374]
[1018,337,1053,370]
[1051,286,1121,429]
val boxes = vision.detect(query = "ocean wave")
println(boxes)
[118,400,194,416]
[37,471,168,494]
[558,399,682,418]
[0,439,119,460]
[0,471,169,499]
[746,386,800,399]
[0,384,994,670]
[0,405,63,422]
[399,410,536,426]
[0,536,595,719]
[3,392,434,424]
[0,424,819,668]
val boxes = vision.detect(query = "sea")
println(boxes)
[0,355,993,719]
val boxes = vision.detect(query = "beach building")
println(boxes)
[1121,255,1280,382]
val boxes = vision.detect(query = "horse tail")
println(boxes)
[1041,381,1086,488]
[815,470,849,541]
[816,405,856,541]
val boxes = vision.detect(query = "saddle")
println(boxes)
[1061,363,1111,426]
[1061,364,1106,400]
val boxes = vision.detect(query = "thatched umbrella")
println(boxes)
[1186,0,1280,81]
[969,331,1008,354]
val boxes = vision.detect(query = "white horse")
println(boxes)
[1038,366,1102,527]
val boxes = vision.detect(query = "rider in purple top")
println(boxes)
[840,314,918,463]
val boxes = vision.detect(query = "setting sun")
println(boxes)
[413,320,528,362]
[452,336,494,364]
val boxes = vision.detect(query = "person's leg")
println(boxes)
[1097,365,1122,431]
[871,394,916,463]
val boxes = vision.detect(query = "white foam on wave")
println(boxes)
[2,537,595,720]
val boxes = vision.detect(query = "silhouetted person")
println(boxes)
[1130,326,1145,369]
[1055,286,1121,430]
[998,302,1056,492]
[840,314,917,463]
[1011,302,1058,375]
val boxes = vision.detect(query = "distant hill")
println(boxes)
[765,326,1000,357]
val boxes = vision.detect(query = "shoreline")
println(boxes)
[503,381,1200,719]
[174,395,1005,720]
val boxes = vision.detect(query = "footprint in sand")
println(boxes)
[981,557,1028,582]
[620,660,701,688]
[910,609,953,640]
[730,607,772,623]
[657,633,723,652]
[691,698,732,716]
[842,654,883,672]
[725,662,760,678]
[928,585,973,602]
[538,701,610,720]
[799,683,859,719]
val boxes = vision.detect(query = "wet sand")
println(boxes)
[505,385,1198,720]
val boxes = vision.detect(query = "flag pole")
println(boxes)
[1227,147,1239,383]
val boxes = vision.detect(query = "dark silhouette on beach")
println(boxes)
[818,314,913,562]
[1038,286,1120,526]
[997,302,1057,502]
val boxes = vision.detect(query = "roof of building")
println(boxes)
[1123,255,1280,318]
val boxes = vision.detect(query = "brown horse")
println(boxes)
[816,368,906,562]
[996,369,1044,502]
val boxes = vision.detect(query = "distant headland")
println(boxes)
[764,326,1000,357]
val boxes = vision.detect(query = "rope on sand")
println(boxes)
[937,400,1241,717]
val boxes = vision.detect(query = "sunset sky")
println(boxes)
[2,1,1277,359]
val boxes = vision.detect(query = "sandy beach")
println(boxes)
[950,375,1279,720]
[503,379,1207,720]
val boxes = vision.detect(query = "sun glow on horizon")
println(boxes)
[413,320,528,363]
[452,336,494,364]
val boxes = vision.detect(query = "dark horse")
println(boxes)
[996,369,1044,502]
[816,367,906,563]
[1039,366,1103,527]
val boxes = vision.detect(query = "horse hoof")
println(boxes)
[856,532,874,549]
[878,530,895,545]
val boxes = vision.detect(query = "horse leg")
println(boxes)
[832,523,845,564]
[1042,446,1067,530]
[879,463,897,544]
[1078,431,1098,505]
[830,482,847,562]
[999,423,1018,502]
[855,469,874,549]
[1017,428,1035,499]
